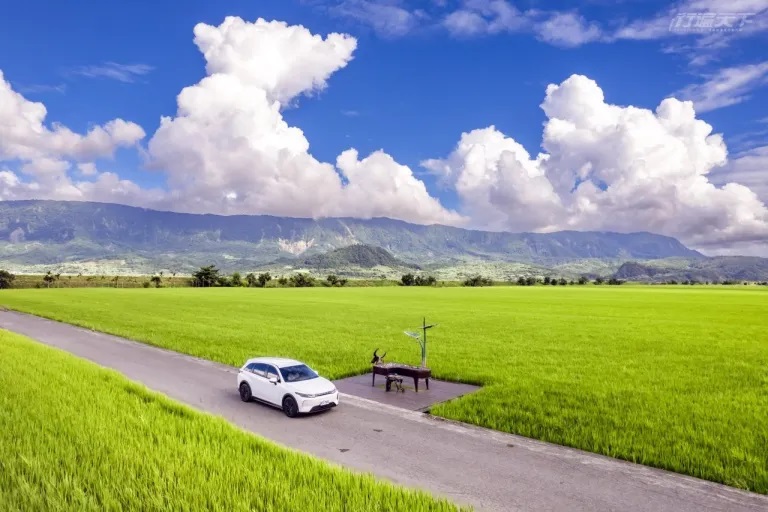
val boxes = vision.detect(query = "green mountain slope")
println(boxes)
[4,199,757,281]
[614,257,768,283]
[302,244,419,269]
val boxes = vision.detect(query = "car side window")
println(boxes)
[251,363,268,377]
[265,365,279,380]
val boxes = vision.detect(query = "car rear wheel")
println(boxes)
[282,395,299,418]
[239,382,252,402]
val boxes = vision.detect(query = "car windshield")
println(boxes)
[279,364,318,382]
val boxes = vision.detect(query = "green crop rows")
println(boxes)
[1,285,767,493]
[0,330,466,511]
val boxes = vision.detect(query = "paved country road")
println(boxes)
[1,310,766,512]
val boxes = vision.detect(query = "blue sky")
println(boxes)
[0,0,767,254]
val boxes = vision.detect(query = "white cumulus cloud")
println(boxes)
[0,70,151,205]
[423,74,768,253]
[710,145,768,204]
[146,16,461,225]
[0,71,144,163]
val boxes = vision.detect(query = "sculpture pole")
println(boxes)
[421,317,428,367]
[405,318,437,368]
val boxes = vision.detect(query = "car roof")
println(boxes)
[244,356,304,368]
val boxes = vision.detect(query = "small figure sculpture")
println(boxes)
[371,348,387,365]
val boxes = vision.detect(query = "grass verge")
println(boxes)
[0,329,465,511]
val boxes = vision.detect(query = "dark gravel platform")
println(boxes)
[334,372,480,411]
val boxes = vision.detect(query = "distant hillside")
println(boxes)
[302,244,419,269]
[614,257,768,282]
[0,200,707,274]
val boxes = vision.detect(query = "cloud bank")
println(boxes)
[0,17,766,254]
[424,75,768,252]
[145,16,460,225]
[0,69,157,207]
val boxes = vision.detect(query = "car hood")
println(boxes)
[284,376,336,395]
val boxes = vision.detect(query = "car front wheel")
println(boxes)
[239,382,252,402]
[282,395,299,418]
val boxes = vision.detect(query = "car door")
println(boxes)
[247,363,272,402]
[262,364,284,406]
[241,362,261,392]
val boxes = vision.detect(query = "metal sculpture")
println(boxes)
[371,348,387,364]
[404,317,437,368]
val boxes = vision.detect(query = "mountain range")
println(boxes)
[0,200,765,282]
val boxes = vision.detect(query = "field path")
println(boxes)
[2,309,766,512]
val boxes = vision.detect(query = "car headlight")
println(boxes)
[296,389,337,399]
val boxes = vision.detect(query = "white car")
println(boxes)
[237,357,339,417]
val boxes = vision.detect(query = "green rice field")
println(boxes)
[0,329,465,511]
[1,286,767,493]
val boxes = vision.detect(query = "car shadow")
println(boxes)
[224,389,335,419]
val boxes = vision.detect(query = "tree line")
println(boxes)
[400,273,623,287]
[2,267,767,290]
[190,265,347,288]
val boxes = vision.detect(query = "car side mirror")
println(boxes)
[269,376,279,385]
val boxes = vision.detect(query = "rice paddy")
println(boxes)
[1,285,766,493]
[0,329,466,511]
